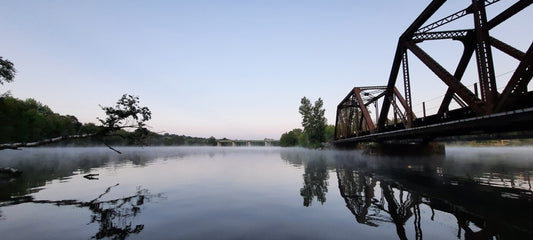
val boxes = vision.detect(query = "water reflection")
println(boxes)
[300,158,329,207]
[1,183,163,240]
[280,149,331,206]
[336,167,380,226]
[282,147,533,239]
[337,161,422,240]
[0,148,154,201]
[1,146,532,239]
[0,147,215,201]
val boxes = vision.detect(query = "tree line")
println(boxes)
[0,94,219,147]
[279,97,334,148]
[1,57,226,149]
[0,94,86,144]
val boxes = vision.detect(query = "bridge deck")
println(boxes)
[334,107,533,145]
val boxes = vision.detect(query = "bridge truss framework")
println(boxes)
[335,0,533,144]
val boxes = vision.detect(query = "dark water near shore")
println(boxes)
[0,146,532,240]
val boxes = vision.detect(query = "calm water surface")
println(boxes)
[0,146,532,239]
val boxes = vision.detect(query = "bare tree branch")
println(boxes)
[103,142,122,154]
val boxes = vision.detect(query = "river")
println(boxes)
[0,146,532,239]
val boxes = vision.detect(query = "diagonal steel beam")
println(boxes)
[496,42,533,112]
[354,88,376,132]
[438,35,476,114]
[452,94,468,108]
[390,96,408,126]
[365,91,387,107]
[405,41,484,114]
[379,0,447,130]
[490,36,526,60]
[393,87,417,121]
[378,44,406,130]
[487,0,532,30]
[402,0,447,39]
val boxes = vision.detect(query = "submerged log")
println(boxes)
[0,134,96,150]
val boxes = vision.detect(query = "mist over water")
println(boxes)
[0,146,532,239]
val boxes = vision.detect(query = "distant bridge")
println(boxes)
[217,139,274,147]
[334,0,533,146]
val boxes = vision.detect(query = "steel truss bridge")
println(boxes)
[334,0,533,146]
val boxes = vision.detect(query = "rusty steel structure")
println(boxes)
[335,0,533,144]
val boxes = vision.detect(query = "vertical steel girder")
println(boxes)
[472,0,498,108]
[402,51,414,127]
[336,0,532,140]
[375,0,532,132]
[378,45,405,129]
[377,0,447,129]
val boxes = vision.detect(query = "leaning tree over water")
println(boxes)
[0,57,152,153]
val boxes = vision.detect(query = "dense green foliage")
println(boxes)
[325,125,335,142]
[299,97,327,148]
[280,129,303,147]
[279,96,333,148]
[0,95,83,144]
[0,95,235,147]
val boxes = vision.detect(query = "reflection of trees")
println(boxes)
[0,149,159,202]
[300,159,329,207]
[1,184,163,240]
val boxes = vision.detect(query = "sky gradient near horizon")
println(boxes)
[1,1,531,140]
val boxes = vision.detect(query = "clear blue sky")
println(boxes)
[1,1,531,139]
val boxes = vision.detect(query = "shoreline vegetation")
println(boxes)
[1,94,530,150]
[0,94,277,149]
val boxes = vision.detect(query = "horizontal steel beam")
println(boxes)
[413,30,471,41]
[334,107,533,144]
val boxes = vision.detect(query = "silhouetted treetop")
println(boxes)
[98,94,152,134]
[0,57,16,85]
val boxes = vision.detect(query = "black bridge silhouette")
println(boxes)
[334,0,533,146]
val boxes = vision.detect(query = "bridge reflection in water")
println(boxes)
[281,148,533,240]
